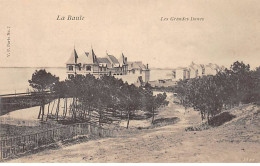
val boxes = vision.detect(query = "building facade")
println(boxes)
[127,61,150,83]
[66,47,150,85]
[172,62,224,81]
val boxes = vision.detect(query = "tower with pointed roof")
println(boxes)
[66,48,80,78]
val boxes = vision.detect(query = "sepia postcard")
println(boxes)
[0,0,259,163]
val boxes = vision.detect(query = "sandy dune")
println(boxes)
[8,96,260,163]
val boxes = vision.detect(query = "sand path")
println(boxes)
[8,94,260,163]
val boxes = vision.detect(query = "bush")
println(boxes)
[208,112,236,127]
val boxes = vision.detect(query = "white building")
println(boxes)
[172,62,224,81]
[66,47,150,86]
[172,67,189,81]
[204,63,223,76]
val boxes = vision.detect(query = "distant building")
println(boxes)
[172,67,189,80]
[172,62,224,81]
[127,61,150,83]
[204,63,224,76]
[66,47,150,85]
[188,62,204,78]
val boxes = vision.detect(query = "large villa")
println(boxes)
[66,47,150,85]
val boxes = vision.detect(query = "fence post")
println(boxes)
[0,120,120,160]
[0,138,2,160]
[45,131,47,145]
[10,138,13,156]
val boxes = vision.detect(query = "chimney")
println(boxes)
[146,64,149,69]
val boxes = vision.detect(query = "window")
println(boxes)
[68,74,74,79]
[100,67,102,71]
[140,70,142,74]
[86,66,91,71]
[68,66,73,71]
[132,69,135,74]
[104,68,106,71]
[173,71,176,78]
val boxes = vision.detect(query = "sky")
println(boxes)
[0,0,259,69]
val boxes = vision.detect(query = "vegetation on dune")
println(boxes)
[28,71,168,128]
[174,61,260,122]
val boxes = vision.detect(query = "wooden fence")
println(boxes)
[0,122,114,160]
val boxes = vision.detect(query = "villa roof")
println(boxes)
[97,57,110,64]
[128,61,147,70]
[200,64,205,68]
[108,55,119,64]
[89,48,97,62]
[189,62,203,71]
[66,49,78,64]
[77,52,95,64]
[66,47,132,68]
[205,63,219,70]
[96,57,112,68]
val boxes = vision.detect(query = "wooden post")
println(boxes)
[74,98,77,121]
[36,133,39,147]
[152,107,155,124]
[0,138,2,160]
[37,106,42,119]
[62,98,65,117]
[70,99,74,116]
[71,98,74,120]
[46,102,51,121]
[41,105,45,121]
[63,98,67,118]
[99,109,102,126]
[56,98,60,120]
[126,111,130,129]
[51,99,56,115]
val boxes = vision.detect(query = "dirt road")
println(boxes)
[8,94,260,163]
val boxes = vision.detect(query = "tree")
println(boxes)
[29,69,59,92]
[174,61,258,123]
[174,79,189,108]
[29,69,59,121]
[122,84,142,128]
[228,61,254,105]
[251,67,260,104]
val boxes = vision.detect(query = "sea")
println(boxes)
[0,67,173,95]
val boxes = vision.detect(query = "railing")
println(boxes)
[0,122,115,161]
[0,91,51,97]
